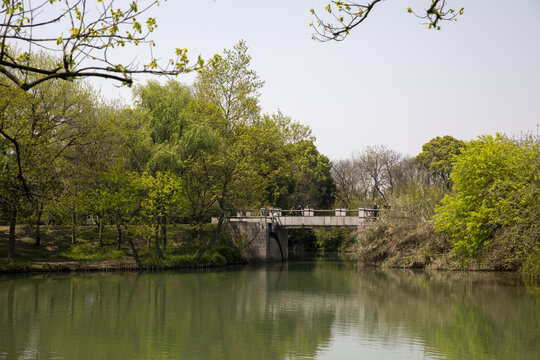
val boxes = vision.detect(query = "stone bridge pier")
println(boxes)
[227,219,288,262]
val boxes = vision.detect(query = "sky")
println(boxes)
[96,0,540,161]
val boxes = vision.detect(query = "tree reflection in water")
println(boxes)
[0,261,538,359]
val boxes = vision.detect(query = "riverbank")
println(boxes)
[353,216,540,285]
[2,222,538,284]
[0,224,245,273]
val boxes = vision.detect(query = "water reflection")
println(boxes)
[0,261,538,360]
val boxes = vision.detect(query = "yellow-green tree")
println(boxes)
[434,135,540,273]
[138,171,183,258]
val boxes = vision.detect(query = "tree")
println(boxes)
[354,145,401,204]
[138,171,183,257]
[71,104,135,247]
[189,41,328,258]
[290,140,336,209]
[434,135,540,261]
[250,112,315,209]
[311,1,464,41]
[0,72,96,260]
[189,41,265,223]
[416,135,464,188]
[95,165,140,250]
[0,0,203,90]
[386,155,446,222]
[192,40,264,131]
[332,159,368,208]
[133,79,219,175]
[0,148,21,261]
[261,110,315,145]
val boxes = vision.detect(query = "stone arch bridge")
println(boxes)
[212,208,380,262]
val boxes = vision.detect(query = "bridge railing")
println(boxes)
[233,208,391,219]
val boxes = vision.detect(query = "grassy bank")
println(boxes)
[354,214,540,284]
[0,224,244,273]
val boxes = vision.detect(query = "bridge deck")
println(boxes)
[215,215,372,228]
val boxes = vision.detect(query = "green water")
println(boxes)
[1,258,539,359]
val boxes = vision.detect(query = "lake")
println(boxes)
[1,257,538,359]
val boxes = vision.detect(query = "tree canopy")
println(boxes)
[434,135,540,260]
[416,135,464,188]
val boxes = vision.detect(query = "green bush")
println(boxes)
[213,245,242,263]
[60,243,125,261]
[288,229,316,251]
[166,254,197,267]
[200,251,227,266]
[521,251,540,285]
[313,228,355,252]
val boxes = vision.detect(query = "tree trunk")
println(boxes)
[71,212,76,244]
[8,205,17,263]
[116,222,122,250]
[196,222,203,245]
[35,204,42,247]
[160,215,167,250]
[127,236,142,269]
[154,224,163,259]
[125,227,142,269]
[96,217,103,247]
[196,214,224,262]
[98,222,103,247]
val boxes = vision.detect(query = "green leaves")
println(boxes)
[311,1,464,41]
[433,135,540,259]
[416,135,464,188]
[138,171,183,221]
[193,40,264,131]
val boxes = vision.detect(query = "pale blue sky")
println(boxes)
[99,0,540,160]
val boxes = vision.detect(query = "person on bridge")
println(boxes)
[371,204,379,219]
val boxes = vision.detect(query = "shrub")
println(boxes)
[521,250,540,285]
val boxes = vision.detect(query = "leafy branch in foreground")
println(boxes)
[310,0,464,41]
[0,0,204,90]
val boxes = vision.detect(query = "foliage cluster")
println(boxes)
[433,135,539,280]
[289,228,355,253]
